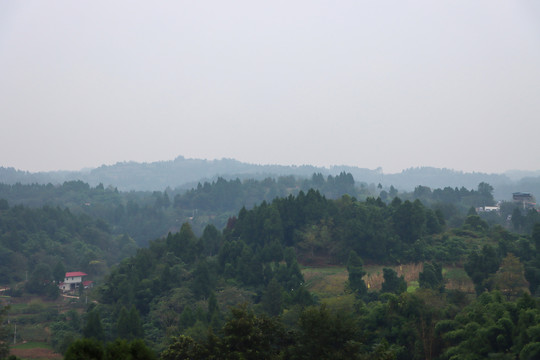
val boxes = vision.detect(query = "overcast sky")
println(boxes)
[1,1,539,174]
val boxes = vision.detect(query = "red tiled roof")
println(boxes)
[65,271,87,277]
[83,280,93,286]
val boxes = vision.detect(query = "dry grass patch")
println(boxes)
[303,263,425,296]
[302,266,348,298]
[304,263,475,296]
[363,263,424,291]
[443,267,475,293]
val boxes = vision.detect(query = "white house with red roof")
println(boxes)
[58,271,93,292]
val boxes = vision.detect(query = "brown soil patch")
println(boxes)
[10,347,63,360]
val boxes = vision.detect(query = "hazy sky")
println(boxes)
[1,1,539,174]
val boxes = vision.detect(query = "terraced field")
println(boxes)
[2,293,81,360]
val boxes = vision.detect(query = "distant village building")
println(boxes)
[476,202,501,213]
[58,271,93,292]
[477,205,500,213]
[512,192,536,210]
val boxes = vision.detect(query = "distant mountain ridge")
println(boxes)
[1,156,539,200]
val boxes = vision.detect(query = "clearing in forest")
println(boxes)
[302,263,474,298]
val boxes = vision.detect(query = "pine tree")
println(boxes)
[419,262,444,292]
[53,261,66,284]
[129,305,143,339]
[207,292,219,319]
[116,306,142,340]
[179,306,196,330]
[261,278,284,316]
[116,306,130,339]
[83,309,105,341]
[381,268,407,294]
[347,250,367,296]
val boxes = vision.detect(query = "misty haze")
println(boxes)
[1,2,540,360]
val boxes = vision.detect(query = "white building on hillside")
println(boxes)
[58,271,92,292]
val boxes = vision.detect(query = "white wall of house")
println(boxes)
[64,275,83,284]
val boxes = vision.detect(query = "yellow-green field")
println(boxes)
[302,263,475,299]
[302,266,349,298]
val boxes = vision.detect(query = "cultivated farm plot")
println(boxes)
[302,266,348,298]
[2,295,76,360]
[10,342,62,360]
[302,263,475,297]
[363,263,424,291]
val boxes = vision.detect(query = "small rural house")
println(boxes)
[58,271,93,292]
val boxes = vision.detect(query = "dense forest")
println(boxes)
[1,173,533,246]
[0,200,136,286]
[88,188,540,359]
[1,174,540,359]
[0,173,364,245]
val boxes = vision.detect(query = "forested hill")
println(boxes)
[1,174,518,248]
[91,188,540,359]
[3,176,540,358]
[0,200,136,286]
[3,156,538,198]
[0,173,361,246]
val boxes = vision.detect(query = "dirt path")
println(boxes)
[62,294,79,299]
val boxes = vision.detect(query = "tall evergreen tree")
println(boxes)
[83,309,105,341]
[129,305,143,339]
[381,268,407,294]
[192,260,212,299]
[116,306,130,340]
[207,292,219,319]
[347,250,367,296]
[419,262,444,292]
[53,261,66,283]
[179,306,196,330]
[261,278,284,316]
[116,305,143,340]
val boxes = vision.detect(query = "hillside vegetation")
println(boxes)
[1,176,540,359]
[0,201,136,286]
[81,189,540,358]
